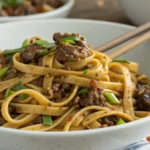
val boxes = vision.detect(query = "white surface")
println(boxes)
[119,0,150,25]
[0,19,150,150]
[0,0,74,23]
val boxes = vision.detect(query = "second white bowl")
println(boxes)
[0,0,74,23]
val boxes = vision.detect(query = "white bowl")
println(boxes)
[0,19,150,150]
[0,0,74,23]
[119,0,150,25]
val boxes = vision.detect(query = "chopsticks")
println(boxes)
[109,31,150,59]
[96,22,150,59]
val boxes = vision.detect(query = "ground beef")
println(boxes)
[4,68,21,80]
[51,82,72,102]
[0,54,6,66]
[53,32,88,48]
[21,43,45,64]
[32,116,42,125]
[46,0,63,8]
[31,0,44,6]
[136,84,150,111]
[55,42,90,63]
[74,88,106,108]
[30,77,44,87]
[13,5,36,16]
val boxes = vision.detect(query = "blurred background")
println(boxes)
[69,0,130,24]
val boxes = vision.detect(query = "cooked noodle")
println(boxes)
[0,33,149,131]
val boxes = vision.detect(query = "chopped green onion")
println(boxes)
[39,49,55,56]
[42,115,53,126]
[103,92,120,104]
[4,89,15,99]
[112,59,130,63]
[116,118,126,125]
[22,39,29,47]
[78,88,88,94]
[148,82,150,87]
[63,40,76,44]
[10,81,27,91]
[83,69,89,75]
[59,36,79,43]
[35,40,56,48]
[2,47,25,55]
[0,67,9,78]
[19,94,29,100]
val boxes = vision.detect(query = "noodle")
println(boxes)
[0,32,149,132]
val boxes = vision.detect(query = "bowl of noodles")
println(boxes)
[0,0,74,22]
[0,19,150,150]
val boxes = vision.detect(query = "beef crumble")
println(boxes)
[51,82,73,102]
[74,87,106,108]
[98,116,118,128]
[20,43,45,64]
[55,42,90,63]
[30,77,44,87]
[4,68,22,80]
[136,84,150,111]
[53,33,91,63]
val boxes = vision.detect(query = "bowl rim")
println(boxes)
[0,0,74,21]
[0,18,149,136]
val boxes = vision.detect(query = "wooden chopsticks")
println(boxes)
[96,22,150,59]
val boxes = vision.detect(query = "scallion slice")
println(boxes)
[2,47,25,55]
[22,39,29,47]
[112,59,130,63]
[116,118,126,125]
[10,81,27,91]
[4,89,15,99]
[83,69,89,75]
[148,82,150,87]
[42,115,53,126]
[78,88,88,94]
[103,92,120,104]
[35,40,56,48]
[59,36,79,43]
[0,67,9,78]
[19,94,29,100]
[39,49,55,56]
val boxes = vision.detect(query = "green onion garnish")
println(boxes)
[19,94,29,100]
[78,88,88,94]
[59,36,79,43]
[4,89,15,99]
[10,81,27,91]
[42,115,53,126]
[116,118,126,125]
[83,69,89,75]
[22,39,29,47]
[0,67,9,78]
[1,0,26,8]
[148,82,150,87]
[2,47,25,55]
[103,92,120,104]
[35,40,56,48]
[4,81,28,99]
[112,59,130,63]
[64,40,76,44]
[39,49,55,56]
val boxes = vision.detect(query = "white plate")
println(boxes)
[0,19,150,150]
